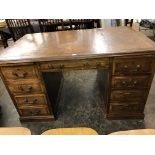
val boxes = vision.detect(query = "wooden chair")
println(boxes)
[38,19,64,32]
[0,127,31,135]
[0,20,11,48]
[41,127,98,135]
[125,19,133,27]
[94,19,101,28]
[109,129,155,135]
[38,19,97,32]
[69,19,95,30]
[5,19,34,41]
[0,31,12,48]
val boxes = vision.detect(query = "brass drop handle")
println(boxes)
[123,65,128,69]
[60,64,64,69]
[122,81,127,85]
[133,64,141,72]
[136,64,141,68]
[96,62,101,67]
[119,107,124,110]
[12,70,27,78]
[119,105,129,110]
[83,62,89,67]
[18,85,32,93]
[29,110,40,116]
[123,92,131,95]
[133,80,137,85]
[48,64,54,69]
[122,80,137,87]
[24,98,38,104]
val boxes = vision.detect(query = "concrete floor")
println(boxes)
[0,24,155,134]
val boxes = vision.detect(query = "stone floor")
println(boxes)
[0,23,155,135]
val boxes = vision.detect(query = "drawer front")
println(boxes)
[19,106,49,116]
[1,65,38,80]
[40,58,109,70]
[110,90,146,102]
[8,80,44,95]
[15,94,47,106]
[112,76,150,89]
[109,104,143,113]
[113,58,152,75]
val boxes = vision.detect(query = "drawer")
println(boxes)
[112,76,150,89]
[19,106,50,116]
[7,80,44,95]
[1,65,38,80]
[113,58,152,75]
[110,90,147,102]
[15,94,47,106]
[40,58,109,70]
[109,103,143,113]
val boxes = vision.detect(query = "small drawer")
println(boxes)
[15,94,47,106]
[113,58,152,75]
[1,65,38,80]
[8,80,44,95]
[109,103,143,113]
[19,106,50,116]
[40,58,109,70]
[110,90,146,102]
[112,76,150,89]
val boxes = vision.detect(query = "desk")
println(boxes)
[0,27,155,121]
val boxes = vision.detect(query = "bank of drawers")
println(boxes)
[1,64,50,117]
[109,57,153,115]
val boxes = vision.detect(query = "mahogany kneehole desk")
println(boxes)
[0,27,155,121]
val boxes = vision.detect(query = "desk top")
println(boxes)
[0,26,155,64]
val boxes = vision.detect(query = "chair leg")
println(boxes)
[0,32,8,48]
[3,40,8,48]
[130,19,133,27]
[152,24,155,41]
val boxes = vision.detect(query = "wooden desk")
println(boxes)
[0,27,155,121]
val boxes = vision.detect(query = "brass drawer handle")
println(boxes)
[118,105,129,110]
[83,62,89,67]
[123,65,128,69]
[136,64,141,68]
[121,80,137,87]
[48,64,54,69]
[60,64,64,69]
[133,80,137,84]
[18,85,32,93]
[28,110,41,116]
[122,81,127,85]
[12,70,27,78]
[96,62,101,67]
[24,98,38,104]
[123,64,141,72]
[123,92,132,95]
[133,64,141,72]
